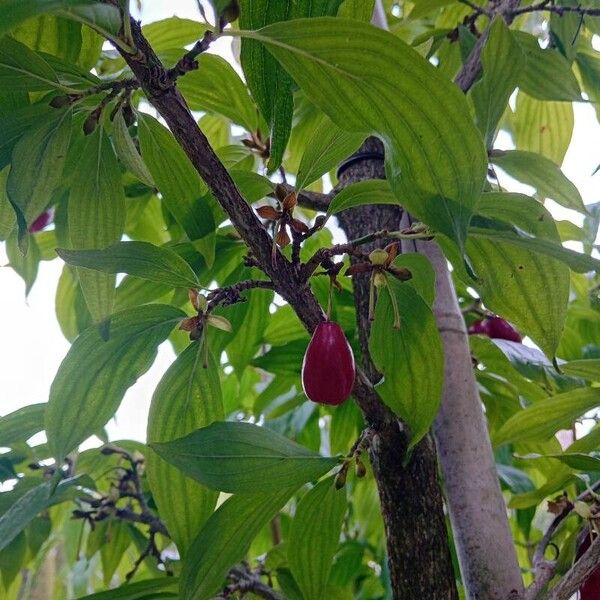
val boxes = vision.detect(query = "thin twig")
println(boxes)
[302,228,433,279]
[458,0,494,17]
[526,480,600,598]
[168,30,216,79]
[512,3,600,16]
[206,279,274,311]
[545,535,600,600]
[227,565,285,600]
[533,480,600,566]
[274,183,331,213]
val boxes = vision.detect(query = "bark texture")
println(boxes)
[336,139,458,600]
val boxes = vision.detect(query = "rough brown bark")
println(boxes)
[335,138,458,600]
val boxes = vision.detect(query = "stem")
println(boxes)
[385,275,401,329]
[512,3,600,16]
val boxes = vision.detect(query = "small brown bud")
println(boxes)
[275,183,288,203]
[335,469,347,489]
[355,456,367,478]
[83,112,98,135]
[49,95,71,108]
[122,104,135,127]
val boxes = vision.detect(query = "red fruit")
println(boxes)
[487,316,522,343]
[578,533,600,599]
[468,319,491,336]
[28,209,53,233]
[302,321,355,405]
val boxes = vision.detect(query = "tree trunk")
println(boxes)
[335,138,458,600]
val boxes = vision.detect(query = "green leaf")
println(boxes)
[138,113,215,245]
[111,109,154,187]
[263,304,308,346]
[493,387,600,446]
[472,17,524,147]
[7,108,71,230]
[241,17,486,250]
[288,478,346,600]
[0,403,46,447]
[147,345,224,554]
[46,304,185,459]
[0,530,26,587]
[100,519,131,586]
[576,51,600,122]
[227,283,273,374]
[490,150,586,214]
[0,168,15,240]
[55,264,92,341]
[178,54,258,131]
[0,102,52,170]
[409,0,455,19]
[151,421,339,494]
[181,488,295,600]
[337,0,375,20]
[239,1,343,172]
[74,577,179,600]
[391,253,436,306]
[329,399,360,455]
[466,193,570,356]
[295,114,364,191]
[239,1,294,172]
[519,452,600,472]
[229,169,274,202]
[562,359,600,381]
[513,91,574,166]
[0,0,96,37]
[56,4,123,48]
[369,279,443,447]
[68,126,125,323]
[469,225,600,273]
[327,180,398,216]
[0,35,65,91]
[6,230,40,296]
[0,475,90,551]
[142,17,206,53]
[513,31,581,101]
[12,15,82,63]
[0,483,49,552]
[57,241,200,289]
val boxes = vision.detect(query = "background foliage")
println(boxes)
[0,0,599,598]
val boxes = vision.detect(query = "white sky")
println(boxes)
[0,1,599,447]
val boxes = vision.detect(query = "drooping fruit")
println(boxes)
[28,209,53,233]
[467,316,522,343]
[468,319,490,336]
[302,321,355,405]
[487,317,522,343]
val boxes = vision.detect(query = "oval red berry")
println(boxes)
[302,321,355,406]
[487,317,522,343]
[28,209,53,233]
[468,319,490,336]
